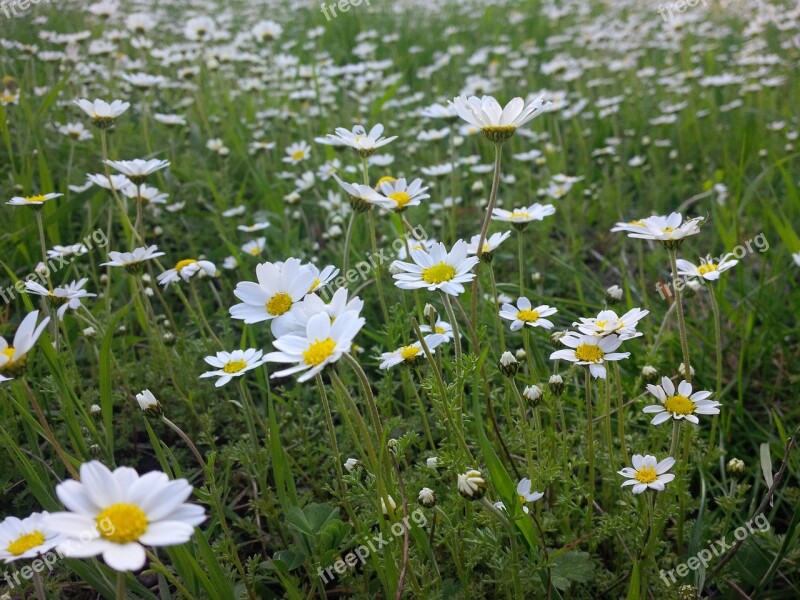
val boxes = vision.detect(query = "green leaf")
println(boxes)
[550,551,594,592]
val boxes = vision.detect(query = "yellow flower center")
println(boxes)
[389,191,411,208]
[595,320,608,328]
[421,262,456,284]
[1,347,15,361]
[96,503,148,543]
[663,226,675,233]
[630,220,644,226]
[509,210,531,220]
[575,343,603,363]
[223,360,248,374]
[291,150,305,160]
[266,292,293,316]
[303,338,336,366]
[25,195,46,203]
[400,345,420,361]
[664,394,696,415]
[7,531,45,556]
[376,176,396,186]
[697,263,718,275]
[248,247,260,255]
[434,326,445,334]
[634,466,658,484]
[517,309,539,323]
[174,258,197,271]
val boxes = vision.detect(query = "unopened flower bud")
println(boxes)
[423,303,438,326]
[381,494,397,517]
[642,365,659,383]
[515,348,526,360]
[523,385,543,405]
[498,351,519,377]
[679,362,695,378]
[606,285,623,303]
[426,457,438,469]
[550,331,567,349]
[549,374,565,396]
[418,487,436,507]
[727,458,745,476]
[135,389,161,415]
[457,469,486,499]
[344,458,358,473]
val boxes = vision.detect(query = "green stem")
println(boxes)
[585,368,594,533]
[316,374,346,497]
[517,229,525,297]
[667,249,692,383]
[32,570,46,600]
[441,292,461,365]
[115,572,125,600]
[487,265,506,353]
[707,284,723,456]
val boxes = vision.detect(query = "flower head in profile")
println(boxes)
[371,177,429,212]
[499,298,558,331]
[0,512,63,563]
[457,469,486,499]
[420,320,454,342]
[616,212,704,247]
[7,192,62,207]
[451,95,549,144]
[102,245,165,274]
[134,389,160,413]
[676,254,738,281]
[24,279,96,320]
[378,334,445,370]
[618,455,675,494]
[392,240,479,296]
[491,202,555,230]
[46,461,205,571]
[157,259,216,288]
[264,311,365,382]
[333,174,381,213]
[0,311,50,381]
[200,349,265,387]
[74,99,131,128]
[327,124,397,157]
[466,231,511,260]
[103,158,169,184]
[549,333,629,379]
[643,377,720,425]
[494,478,544,514]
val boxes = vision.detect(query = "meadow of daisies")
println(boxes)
[1,0,800,597]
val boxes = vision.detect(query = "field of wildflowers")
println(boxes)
[1,0,799,598]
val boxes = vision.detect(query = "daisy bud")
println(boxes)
[387,438,399,453]
[514,348,526,360]
[606,284,623,303]
[531,272,542,284]
[550,331,567,349]
[470,180,485,194]
[328,224,343,239]
[642,365,659,383]
[89,444,102,457]
[498,351,519,377]
[431,218,443,228]
[153,225,164,236]
[163,331,175,345]
[83,326,97,338]
[344,458,358,473]
[677,584,698,599]
[726,458,745,476]
[423,303,438,326]
[678,362,695,378]
[418,487,436,507]
[381,494,397,518]
[457,469,486,500]
[523,385,543,405]
[549,374,565,396]
[426,457,438,469]
[135,389,161,415]
[284,191,301,205]
[90,404,102,418]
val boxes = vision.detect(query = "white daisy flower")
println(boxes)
[0,512,63,563]
[270,288,364,338]
[495,478,544,514]
[419,320,454,342]
[157,259,216,288]
[676,254,738,281]
[378,334,445,370]
[618,455,675,494]
[392,240,479,296]
[499,297,558,331]
[252,19,283,41]
[0,311,50,380]
[371,177,429,212]
[456,469,486,499]
[643,377,720,425]
[326,124,397,156]
[306,264,340,294]
[241,237,267,257]
[74,98,131,127]
[48,244,88,259]
[450,95,549,143]
[102,245,165,272]
[46,461,205,571]
[7,192,62,206]
[237,222,270,233]
[200,349,265,387]
[229,258,316,326]
[549,333,629,379]
[134,389,159,412]
[121,184,168,205]
[574,308,649,340]
[103,158,169,183]
[87,173,133,191]
[621,212,704,244]
[24,278,96,320]
[264,311,365,383]
[491,203,556,227]
[333,174,381,211]
[466,231,511,255]
[283,141,311,164]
